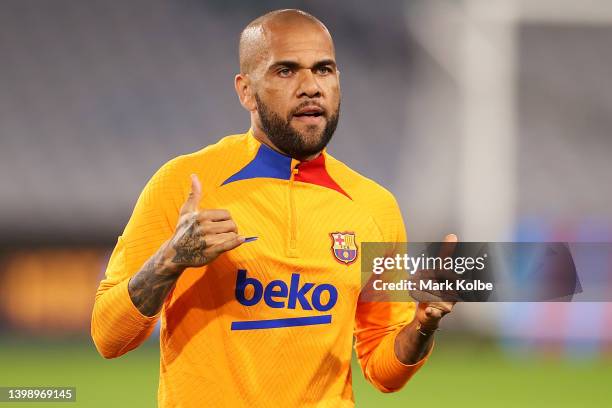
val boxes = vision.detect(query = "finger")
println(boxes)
[409,290,445,303]
[437,233,458,260]
[204,232,238,246]
[180,174,202,215]
[211,234,245,254]
[197,219,238,235]
[426,302,454,314]
[425,307,444,320]
[411,268,440,280]
[445,233,458,243]
[197,209,232,222]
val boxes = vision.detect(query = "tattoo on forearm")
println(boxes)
[128,251,180,317]
[172,219,207,264]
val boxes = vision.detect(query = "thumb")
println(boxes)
[180,174,202,215]
[444,233,458,243]
[437,233,458,259]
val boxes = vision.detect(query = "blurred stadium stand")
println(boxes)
[0,0,611,355]
[0,0,414,244]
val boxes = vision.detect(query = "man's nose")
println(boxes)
[296,70,322,98]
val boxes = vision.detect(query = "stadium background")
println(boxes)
[0,0,611,406]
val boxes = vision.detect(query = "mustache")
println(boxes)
[290,101,327,117]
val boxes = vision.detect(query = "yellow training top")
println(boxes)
[91,129,430,407]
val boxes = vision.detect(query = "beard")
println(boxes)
[255,94,340,160]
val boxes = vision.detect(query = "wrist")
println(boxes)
[159,242,184,276]
[415,320,437,337]
[395,319,435,364]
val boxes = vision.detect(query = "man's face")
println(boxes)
[252,22,341,159]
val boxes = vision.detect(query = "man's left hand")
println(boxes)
[414,301,454,335]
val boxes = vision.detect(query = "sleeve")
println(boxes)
[91,159,184,358]
[354,192,433,392]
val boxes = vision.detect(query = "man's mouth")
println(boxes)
[292,106,325,124]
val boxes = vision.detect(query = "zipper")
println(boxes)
[287,166,299,257]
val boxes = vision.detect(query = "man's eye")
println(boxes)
[316,66,333,75]
[278,68,293,77]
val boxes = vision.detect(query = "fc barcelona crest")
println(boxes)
[330,232,358,265]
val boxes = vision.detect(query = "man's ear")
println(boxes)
[235,74,257,112]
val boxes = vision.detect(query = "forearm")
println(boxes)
[394,319,434,364]
[127,241,185,317]
[91,276,161,359]
[359,321,433,393]
[91,242,184,358]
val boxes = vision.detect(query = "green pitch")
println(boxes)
[0,336,609,407]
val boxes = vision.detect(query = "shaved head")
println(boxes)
[239,9,333,74]
[234,9,340,160]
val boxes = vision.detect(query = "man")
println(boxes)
[91,9,455,407]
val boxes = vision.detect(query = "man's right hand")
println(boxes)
[128,174,245,317]
[163,174,245,271]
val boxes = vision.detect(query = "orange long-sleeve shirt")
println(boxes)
[91,130,431,407]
